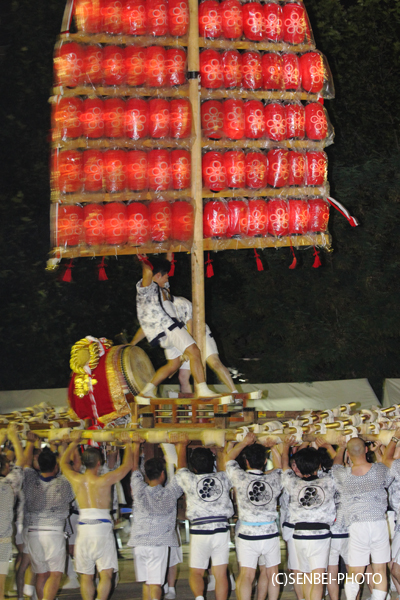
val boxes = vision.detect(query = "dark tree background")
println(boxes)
[0,0,399,398]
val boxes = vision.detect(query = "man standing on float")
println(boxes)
[134,255,216,399]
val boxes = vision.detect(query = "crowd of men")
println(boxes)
[2,422,400,600]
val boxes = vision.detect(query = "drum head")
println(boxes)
[120,345,155,396]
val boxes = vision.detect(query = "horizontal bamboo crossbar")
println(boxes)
[200,90,325,102]
[198,38,315,53]
[51,189,191,204]
[201,139,328,151]
[58,32,189,47]
[51,85,190,99]
[202,186,328,198]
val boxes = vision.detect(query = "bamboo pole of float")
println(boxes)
[188,0,206,366]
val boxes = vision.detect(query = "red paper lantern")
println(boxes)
[300,51,324,94]
[123,0,147,34]
[172,201,194,241]
[83,204,105,246]
[261,52,284,90]
[145,46,167,87]
[227,199,249,238]
[55,42,84,88]
[248,198,268,236]
[57,150,83,193]
[282,52,301,91]
[223,99,245,140]
[223,150,246,188]
[203,200,228,238]
[263,2,283,42]
[308,198,329,232]
[104,98,125,138]
[170,99,192,139]
[264,102,287,141]
[81,98,104,139]
[282,2,308,44]
[126,202,150,245]
[171,149,191,189]
[285,102,305,139]
[243,2,264,41]
[201,100,224,139]
[166,48,187,86]
[242,51,262,90]
[168,0,189,35]
[149,98,170,138]
[305,103,328,140]
[104,202,127,244]
[200,49,223,89]
[125,98,149,140]
[288,151,305,186]
[104,149,127,193]
[267,149,289,188]
[83,149,104,192]
[220,0,243,39]
[57,205,84,247]
[148,149,171,191]
[84,45,103,85]
[305,151,327,186]
[267,199,289,236]
[198,0,222,38]
[54,97,83,140]
[245,152,268,189]
[125,46,147,86]
[102,0,124,34]
[202,151,226,191]
[149,200,172,241]
[102,45,126,86]
[221,50,242,89]
[74,0,103,33]
[126,150,148,191]
[244,100,265,139]
[288,198,308,234]
[146,0,168,36]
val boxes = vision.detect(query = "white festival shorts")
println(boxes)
[189,530,230,570]
[180,331,219,370]
[293,536,331,573]
[348,520,390,567]
[75,522,118,575]
[133,546,169,585]
[236,535,280,570]
[162,327,195,360]
[27,527,66,574]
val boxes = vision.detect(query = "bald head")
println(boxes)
[347,437,366,458]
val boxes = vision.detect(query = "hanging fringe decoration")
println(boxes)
[312,247,322,269]
[59,260,73,282]
[289,241,297,270]
[98,257,108,281]
[327,196,359,227]
[205,252,214,278]
[254,249,264,271]
[137,254,153,269]
[168,253,176,277]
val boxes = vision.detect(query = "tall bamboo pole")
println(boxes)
[187,0,206,366]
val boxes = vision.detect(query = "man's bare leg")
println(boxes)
[327,564,340,600]
[206,354,238,393]
[35,573,48,600]
[189,568,205,598]
[212,564,229,600]
[80,574,95,600]
[96,569,114,600]
[178,369,192,394]
[237,566,256,600]
[16,552,33,599]
[41,571,62,600]
[256,566,269,600]
[0,574,6,600]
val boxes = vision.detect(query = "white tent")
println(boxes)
[382,379,400,408]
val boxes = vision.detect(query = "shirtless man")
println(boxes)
[60,433,134,600]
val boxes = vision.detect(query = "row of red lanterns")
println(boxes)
[200,49,329,93]
[199,0,313,44]
[54,148,191,193]
[53,97,191,141]
[55,43,187,88]
[203,198,329,238]
[202,100,330,142]
[56,200,194,247]
[202,149,327,190]
[73,0,189,36]
[200,50,331,95]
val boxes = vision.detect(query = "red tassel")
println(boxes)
[137,254,153,269]
[98,257,108,281]
[60,260,73,282]
[254,249,264,271]
[317,96,324,105]
[312,247,322,268]
[289,244,297,269]
[205,252,214,278]
[168,253,176,277]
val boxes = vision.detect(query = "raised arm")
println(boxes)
[281,436,296,471]
[130,327,146,346]
[7,424,24,467]
[383,428,400,468]
[60,436,83,482]
[171,433,190,469]
[23,431,39,468]
[333,441,346,465]
[138,255,154,287]
[130,433,145,472]
[225,432,256,463]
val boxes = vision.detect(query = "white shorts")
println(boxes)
[180,332,218,370]
[75,523,118,574]
[189,530,230,570]
[328,536,349,566]
[391,531,400,565]
[293,537,331,573]
[348,520,390,567]
[0,539,12,575]
[387,511,396,542]
[169,545,183,567]
[282,525,299,571]
[133,546,169,585]
[236,535,280,570]
[27,528,66,574]
[162,327,195,360]
[0,560,10,576]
